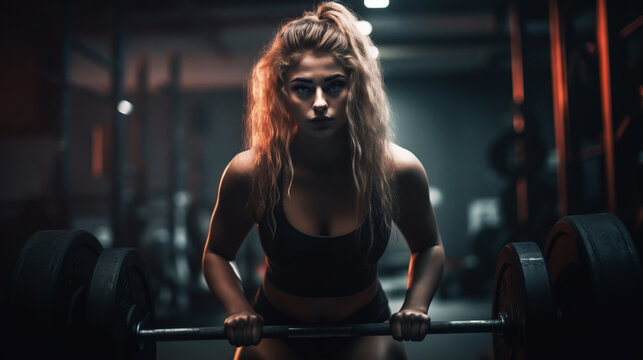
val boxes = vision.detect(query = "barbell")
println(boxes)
[7,213,643,360]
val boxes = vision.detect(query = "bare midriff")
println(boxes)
[262,275,380,323]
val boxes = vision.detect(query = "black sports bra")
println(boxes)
[256,190,390,297]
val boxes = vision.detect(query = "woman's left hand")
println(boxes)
[389,309,431,341]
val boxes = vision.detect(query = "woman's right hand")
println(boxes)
[223,310,264,346]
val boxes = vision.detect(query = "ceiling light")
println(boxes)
[357,20,373,35]
[364,0,389,9]
[117,100,133,115]
[368,45,379,59]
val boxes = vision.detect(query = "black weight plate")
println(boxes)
[86,248,156,360]
[8,230,104,358]
[492,242,555,360]
[544,213,643,358]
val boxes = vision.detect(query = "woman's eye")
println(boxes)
[325,81,345,93]
[292,85,312,96]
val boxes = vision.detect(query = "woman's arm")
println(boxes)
[389,144,446,341]
[202,150,263,346]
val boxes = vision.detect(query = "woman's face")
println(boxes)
[284,51,349,139]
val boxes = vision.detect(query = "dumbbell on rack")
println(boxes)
[7,213,643,359]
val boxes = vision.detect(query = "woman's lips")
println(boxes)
[310,116,332,123]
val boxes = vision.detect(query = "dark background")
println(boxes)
[1,0,641,358]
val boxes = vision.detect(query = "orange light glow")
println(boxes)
[548,0,569,216]
[516,176,528,224]
[92,125,104,178]
[597,0,616,213]
[619,15,643,38]
[509,2,525,105]
[513,111,525,134]
[616,115,630,141]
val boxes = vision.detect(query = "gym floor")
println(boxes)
[155,279,494,360]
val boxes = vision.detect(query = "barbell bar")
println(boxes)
[135,316,508,342]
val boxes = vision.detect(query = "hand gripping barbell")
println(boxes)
[7,213,643,360]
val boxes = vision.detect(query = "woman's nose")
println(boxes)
[312,87,328,112]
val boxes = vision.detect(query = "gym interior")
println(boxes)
[1,0,641,359]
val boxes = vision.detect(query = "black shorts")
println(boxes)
[251,283,392,357]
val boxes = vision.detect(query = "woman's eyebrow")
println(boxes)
[324,74,345,82]
[291,77,313,83]
[290,74,346,83]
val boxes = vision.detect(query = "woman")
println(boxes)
[202,2,445,359]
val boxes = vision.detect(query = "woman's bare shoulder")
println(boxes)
[217,149,259,198]
[388,143,427,178]
[223,149,258,180]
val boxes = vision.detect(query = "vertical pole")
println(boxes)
[111,0,127,247]
[509,1,525,107]
[168,52,192,311]
[168,52,182,243]
[133,55,149,204]
[54,0,72,229]
[596,0,617,213]
[548,0,570,217]
[509,1,529,228]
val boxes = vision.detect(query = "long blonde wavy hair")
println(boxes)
[246,2,395,247]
